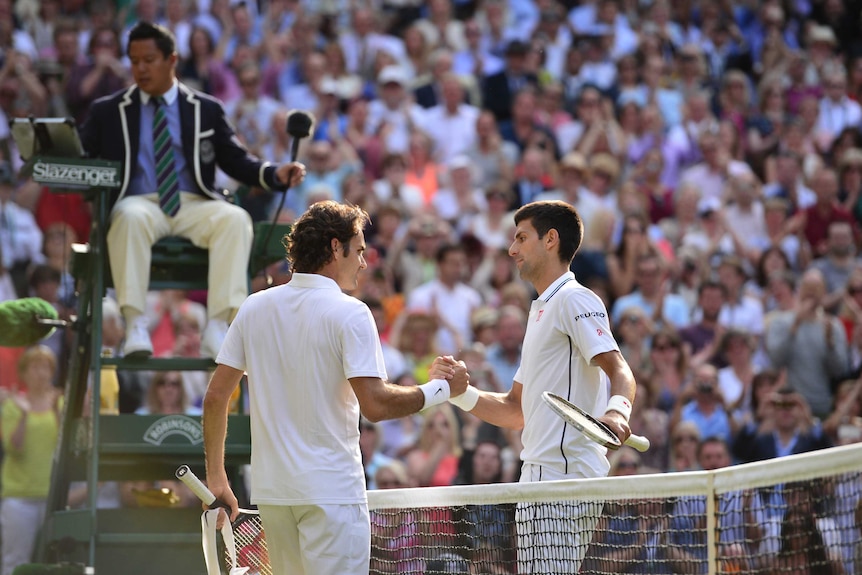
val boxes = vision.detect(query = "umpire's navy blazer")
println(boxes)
[79,82,284,204]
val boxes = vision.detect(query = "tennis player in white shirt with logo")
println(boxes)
[202,200,468,575]
[447,200,637,573]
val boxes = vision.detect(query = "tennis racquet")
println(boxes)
[175,465,271,575]
[541,392,650,452]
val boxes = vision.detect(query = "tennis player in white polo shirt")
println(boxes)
[447,200,637,573]
[202,201,468,575]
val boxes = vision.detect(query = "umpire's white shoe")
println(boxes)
[201,319,228,359]
[123,316,153,359]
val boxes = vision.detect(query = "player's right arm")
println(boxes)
[202,363,242,522]
[456,381,525,430]
[350,359,469,422]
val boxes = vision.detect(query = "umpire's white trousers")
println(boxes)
[107,192,252,320]
[258,503,371,575]
[517,463,603,575]
[1,497,47,575]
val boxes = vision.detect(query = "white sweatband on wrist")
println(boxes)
[449,385,480,411]
[605,395,632,421]
[420,379,451,410]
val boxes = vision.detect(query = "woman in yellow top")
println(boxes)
[1,345,61,575]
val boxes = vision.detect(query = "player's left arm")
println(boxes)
[559,289,635,442]
[592,350,636,445]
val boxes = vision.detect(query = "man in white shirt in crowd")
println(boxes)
[421,73,480,164]
[366,65,427,154]
[407,243,483,355]
[816,66,862,152]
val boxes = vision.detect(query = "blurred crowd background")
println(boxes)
[0,0,861,499]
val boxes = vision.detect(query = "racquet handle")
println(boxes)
[176,464,217,506]
[624,434,650,453]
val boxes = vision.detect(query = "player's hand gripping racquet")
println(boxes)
[176,465,271,575]
[175,465,260,525]
[542,392,650,452]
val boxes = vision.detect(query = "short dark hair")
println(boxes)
[696,436,729,460]
[127,21,176,58]
[698,279,727,297]
[435,243,465,265]
[29,264,62,289]
[286,201,369,273]
[513,201,583,264]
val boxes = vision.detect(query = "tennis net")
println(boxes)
[366,442,862,575]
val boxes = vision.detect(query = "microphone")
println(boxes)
[258,110,316,265]
[0,297,61,347]
[285,109,315,162]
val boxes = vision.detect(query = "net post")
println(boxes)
[706,472,717,575]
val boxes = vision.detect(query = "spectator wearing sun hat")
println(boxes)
[366,65,426,154]
[585,152,621,214]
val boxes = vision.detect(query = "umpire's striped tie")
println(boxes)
[153,96,180,216]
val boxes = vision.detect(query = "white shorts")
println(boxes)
[516,463,603,575]
[258,503,370,575]
[1,497,47,575]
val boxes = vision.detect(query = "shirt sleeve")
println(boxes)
[558,288,620,364]
[342,303,388,380]
[216,306,247,372]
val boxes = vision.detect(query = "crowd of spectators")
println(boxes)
[1,0,862,569]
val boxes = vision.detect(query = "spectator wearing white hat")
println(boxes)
[366,65,427,154]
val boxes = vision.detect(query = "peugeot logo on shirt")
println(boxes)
[573,311,606,321]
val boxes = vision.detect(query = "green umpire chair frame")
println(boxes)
[36,157,289,573]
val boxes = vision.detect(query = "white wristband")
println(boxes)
[449,385,480,411]
[605,395,632,421]
[420,379,451,410]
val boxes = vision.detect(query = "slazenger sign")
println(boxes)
[143,415,203,446]
[32,161,120,187]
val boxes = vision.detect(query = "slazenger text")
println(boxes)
[32,162,119,187]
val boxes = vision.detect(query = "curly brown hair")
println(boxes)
[286,201,370,273]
